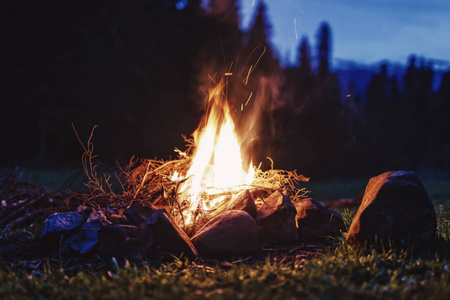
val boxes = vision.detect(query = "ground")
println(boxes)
[1,168,449,299]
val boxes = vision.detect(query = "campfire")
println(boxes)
[116,73,309,234]
[168,76,307,230]
[38,72,354,259]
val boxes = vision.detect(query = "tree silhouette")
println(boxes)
[299,37,313,78]
[317,22,331,77]
[364,64,391,169]
[282,22,343,178]
[245,0,279,74]
[2,1,447,178]
[298,36,315,106]
[402,55,435,168]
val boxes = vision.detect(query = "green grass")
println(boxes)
[0,167,87,192]
[422,179,450,204]
[1,239,449,299]
[1,176,450,299]
[303,178,368,201]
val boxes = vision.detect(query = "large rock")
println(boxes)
[226,190,258,219]
[40,212,85,251]
[143,209,197,258]
[191,210,259,257]
[296,198,345,242]
[256,190,298,245]
[97,224,154,259]
[68,211,112,254]
[346,171,437,249]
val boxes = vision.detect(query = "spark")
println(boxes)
[294,18,298,39]
[245,92,253,106]
[243,47,266,85]
[241,92,252,111]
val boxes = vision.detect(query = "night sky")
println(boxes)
[240,0,450,66]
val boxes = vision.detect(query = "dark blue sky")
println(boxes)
[239,0,450,66]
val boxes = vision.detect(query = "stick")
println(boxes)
[0,196,41,226]
[3,208,54,231]
[128,160,152,208]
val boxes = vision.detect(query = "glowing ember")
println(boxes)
[175,80,255,223]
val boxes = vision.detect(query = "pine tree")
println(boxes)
[364,64,392,170]
[303,21,342,177]
[316,22,331,77]
[294,36,314,110]
[298,36,312,78]
[402,55,435,167]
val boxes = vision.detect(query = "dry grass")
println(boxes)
[68,126,309,234]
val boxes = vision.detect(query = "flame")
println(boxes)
[176,79,255,223]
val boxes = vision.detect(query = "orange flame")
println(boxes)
[176,79,255,223]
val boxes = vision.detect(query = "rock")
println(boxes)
[86,210,111,226]
[76,205,95,218]
[191,210,259,257]
[40,212,85,251]
[256,190,298,245]
[226,190,258,219]
[346,171,437,249]
[295,198,345,242]
[42,212,85,235]
[123,202,155,225]
[143,209,197,258]
[68,211,112,254]
[205,190,257,224]
[97,224,154,259]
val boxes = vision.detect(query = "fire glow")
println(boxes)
[174,79,255,223]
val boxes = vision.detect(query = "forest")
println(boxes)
[2,0,450,179]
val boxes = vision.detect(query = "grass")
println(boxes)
[0,167,87,192]
[1,237,449,299]
[1,173,450,299]
[303,178,368,201]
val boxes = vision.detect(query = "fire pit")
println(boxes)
[39,74,332,259]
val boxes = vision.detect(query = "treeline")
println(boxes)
[281,53,450,178]
[277,35,450,178]
[1,0,449,179]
